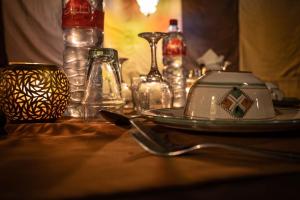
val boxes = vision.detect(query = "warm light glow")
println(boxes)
[104,0,182,83]
[136,0,159,16]
[0,64,70,122]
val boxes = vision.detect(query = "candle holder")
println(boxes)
[0,63,70,123]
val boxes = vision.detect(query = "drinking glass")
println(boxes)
[118,58,132,109]
[131,75,147,111]
[136,32,173,112]
[82,48,124,120]
[119,58,129,81]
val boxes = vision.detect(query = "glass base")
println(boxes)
[64,103,84,118]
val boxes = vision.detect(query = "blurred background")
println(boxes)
[0,0,299,98]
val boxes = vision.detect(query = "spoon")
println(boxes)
[99,110,140,128]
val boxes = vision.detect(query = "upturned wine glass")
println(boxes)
[137,32,173,112]
[118,58,132,109]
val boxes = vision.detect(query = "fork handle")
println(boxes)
[198,143,300,161]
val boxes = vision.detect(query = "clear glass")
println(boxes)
[118,58,132,109]
[185,68,201,96]
[136,32,173,112]
[82,48,124,120]
[131,75,147,111]
[118,58,128,82]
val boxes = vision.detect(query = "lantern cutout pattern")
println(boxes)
[0,63,70,122]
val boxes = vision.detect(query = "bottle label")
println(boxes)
[62,0,104,30]
[163,37,186,56]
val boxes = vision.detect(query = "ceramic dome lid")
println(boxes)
[196,71,265,87]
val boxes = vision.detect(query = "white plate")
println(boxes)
[141,108,300,133]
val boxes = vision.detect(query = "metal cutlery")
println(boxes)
[100,109,300,161]
[99,109,140,128]
[130,119,300,161]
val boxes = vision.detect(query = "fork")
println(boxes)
[129,119,300,161]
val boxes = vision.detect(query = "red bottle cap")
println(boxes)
[169,19,178,26]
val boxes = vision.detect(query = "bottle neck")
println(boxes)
[168,24,179,32]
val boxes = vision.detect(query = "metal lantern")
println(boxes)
[0,63,70,122]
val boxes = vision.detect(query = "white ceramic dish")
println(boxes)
[142,108,300,133]
[265,82,284,101]
[185,71,275,120]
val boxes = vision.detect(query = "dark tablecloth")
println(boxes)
[0,119,299,199]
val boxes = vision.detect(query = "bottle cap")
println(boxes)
[169,19,178,26]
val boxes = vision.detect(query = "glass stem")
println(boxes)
[148,40,161,80]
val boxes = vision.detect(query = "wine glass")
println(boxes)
[118,58,129,81]
[118,58,132,109]
[131,75,147,111]
[137,32,173,112]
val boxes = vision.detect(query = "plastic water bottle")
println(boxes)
[162,19,186,108]
[62,0,104,117]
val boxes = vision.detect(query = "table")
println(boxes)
[0,118,300,199]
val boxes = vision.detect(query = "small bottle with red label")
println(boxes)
[162,19,186,108]
[62,0,104,117]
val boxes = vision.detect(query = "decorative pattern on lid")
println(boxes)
[219,87,253,118]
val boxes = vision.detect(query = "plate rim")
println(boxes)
[141,107,300,133]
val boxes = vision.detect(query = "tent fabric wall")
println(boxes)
[2,0,63,66]
[239,0,300,98]
[182,0,239,71]
[0,0,7,66]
